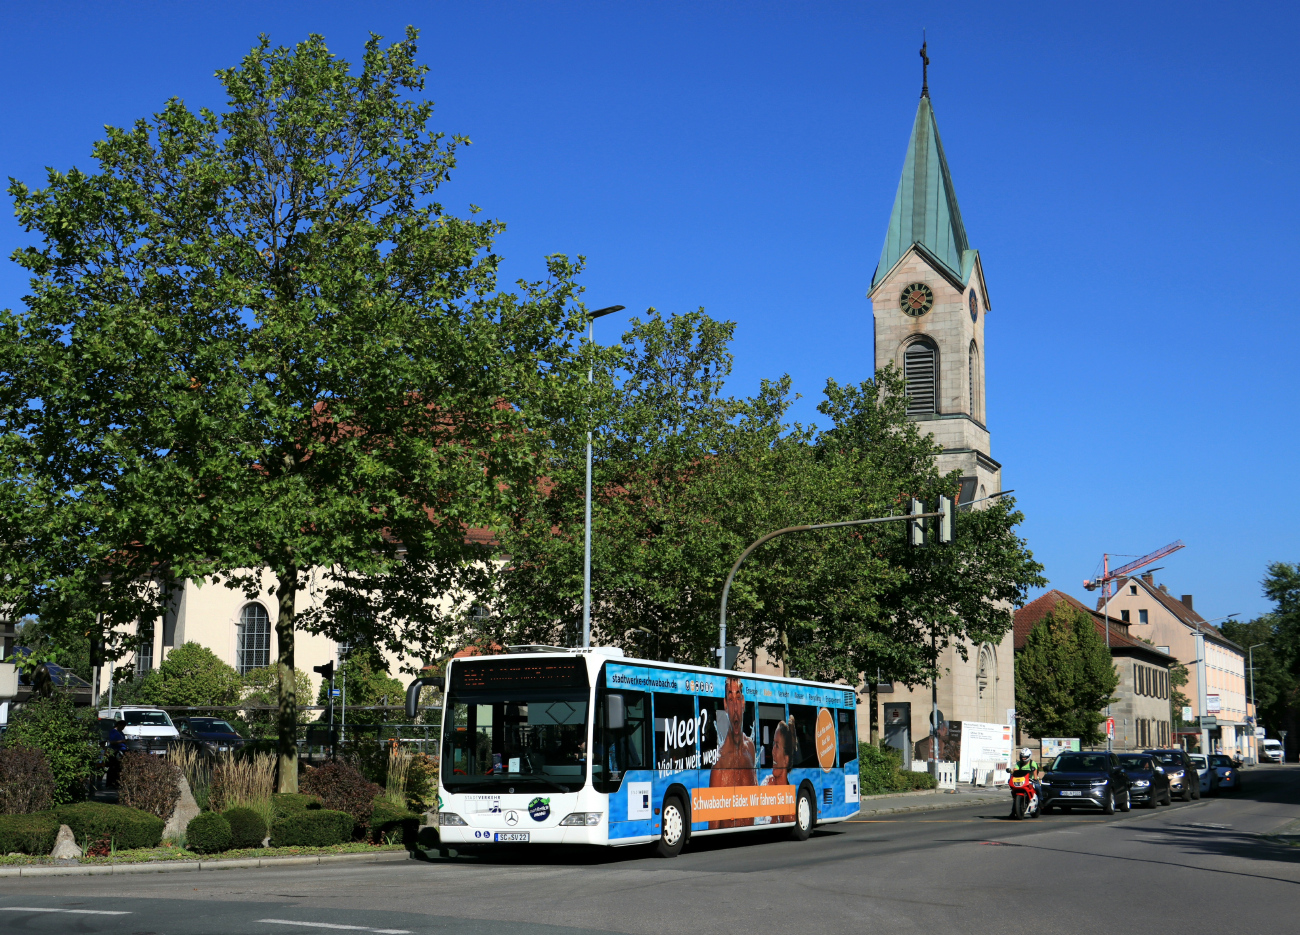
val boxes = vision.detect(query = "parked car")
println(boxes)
[1261,738,1284,763]
[1145,748,1201,801]
[1187,754,1213,795]
[98,705,180,754]
[175,716,246,754]
[1206,754,1241,793]
[1040,751,1132,814]
[1116,753,1172,808]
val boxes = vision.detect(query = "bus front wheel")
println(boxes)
[790,786,815,841]
[656,796,687,858]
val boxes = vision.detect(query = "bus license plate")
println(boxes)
[1060,791,1082,796]
[494,832,529,842]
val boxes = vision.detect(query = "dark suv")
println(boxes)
[1145,748,1201,801]
[1116,753,1172,807]
[1041,751,1132,814]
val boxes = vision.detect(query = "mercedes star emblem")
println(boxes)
[506,811,518,826]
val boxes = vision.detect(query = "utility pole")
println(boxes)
[1248,642,1265,763]
[581,305,623,649]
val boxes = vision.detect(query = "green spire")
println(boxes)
[873,96,971,287]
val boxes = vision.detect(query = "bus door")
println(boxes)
[594,688,651,839]
[839,707,860,810]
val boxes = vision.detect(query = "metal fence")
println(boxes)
[154,705,443,758]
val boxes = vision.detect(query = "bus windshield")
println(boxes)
[443,656,590,794]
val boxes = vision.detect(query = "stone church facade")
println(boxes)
[858,83,1016,765]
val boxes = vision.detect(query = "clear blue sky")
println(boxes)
[3,2,1296,622]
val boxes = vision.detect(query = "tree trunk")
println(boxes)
[275,564,299,794]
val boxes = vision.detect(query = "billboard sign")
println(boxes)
[1041,738,1080,760]
[958,721,1014,784]
[1207,694,1221,714]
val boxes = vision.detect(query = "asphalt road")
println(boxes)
[3,765,1298,935]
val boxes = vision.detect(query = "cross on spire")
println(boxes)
[920,35,930,98]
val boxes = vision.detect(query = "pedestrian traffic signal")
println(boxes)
[313,661,334,681]
[937,495,953,544]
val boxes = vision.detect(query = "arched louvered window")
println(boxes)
[968,341,979,419]
[904,340,937,415]
[237,603,271,674]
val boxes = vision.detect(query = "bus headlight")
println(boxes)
[439,812,467,826]
[559,812,602,826]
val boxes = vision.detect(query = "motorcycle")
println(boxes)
[1008,768,1040,820]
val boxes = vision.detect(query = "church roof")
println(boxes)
[873,95,973,287]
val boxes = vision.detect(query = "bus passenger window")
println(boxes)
[787,705,819,769]
[837,709,857,766]
[757,704,786,768]
[653,693,699,773]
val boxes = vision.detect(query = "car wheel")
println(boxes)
[790,785,815,841]
[656,796,687,858]
[1192,784,1201,800]
[1102,789,1115,815]
[1119,790,1131,812]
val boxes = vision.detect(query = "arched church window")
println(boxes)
[903,340,937,415]
[968,341,980,419]
[237,603,271,674]
[976,644,997,722]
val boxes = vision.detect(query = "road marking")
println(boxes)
[258,920,411,934]
[2,908,132,916]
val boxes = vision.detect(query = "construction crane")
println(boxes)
[1082,539,1185,751]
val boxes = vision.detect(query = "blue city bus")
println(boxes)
[430,647,861,856]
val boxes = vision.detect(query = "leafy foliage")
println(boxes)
[270,808,355,847]
[271,792,324,818]
[315,648,405,726]
[1015,601,1119,744]
[2,693,98,804]
[1220,562,1300,748]
[223,806,268,849]
[55,801,165,850]
[118,752,182,820]
[0,29,591,793]
[242,665,312,735]
[300,760,380,829]
[368,799,421,845]
[185,811,233,854]
[137,642,243,707]
[0,746,56,814]
[0,812,60,855]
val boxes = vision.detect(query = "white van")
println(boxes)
[1261,738,1283,763]
[99,706,180,747]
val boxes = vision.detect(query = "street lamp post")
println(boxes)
[1248,642,1265,762]
[581,305,624,649]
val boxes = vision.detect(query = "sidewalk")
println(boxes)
[851,786,1007,819]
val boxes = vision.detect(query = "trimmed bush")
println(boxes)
[271,792,323,818]
[224,806,267,849]
[270,808,355,847]
[368,798,420,845]
[858,741,902,796]
[0,811,60,854]
[300,761,379,830]
[186,810,232,854]
[55,801,165,850]
[119,752,182,820]
[0,746,56,814]
[2,693,98,804]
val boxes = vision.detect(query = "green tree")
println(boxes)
[1015,601,1119,744]
[242,665,312,737]
[1,692,98,804]
[1,31,589,791]
[137,642,242,707]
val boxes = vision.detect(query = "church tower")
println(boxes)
[868,74,1000,503]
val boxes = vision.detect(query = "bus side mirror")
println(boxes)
[606,693,626,730]
[405,675,445,720]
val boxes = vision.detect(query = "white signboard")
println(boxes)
[1182,706,1194,721]
[1255,728,1266,739]
[1042,738,1080,761]
[1207,694,1221,714]
[958,721,1015,784]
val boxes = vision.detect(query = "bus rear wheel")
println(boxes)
[790,786,815,841]
[656,796,687,858]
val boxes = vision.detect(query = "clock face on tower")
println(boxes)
[969,289,979,322]
[900,282,934,317]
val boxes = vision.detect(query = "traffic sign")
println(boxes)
[1199,715,1217,728]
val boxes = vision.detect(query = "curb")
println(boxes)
[851,792,1006,819]
[0,849,413,879]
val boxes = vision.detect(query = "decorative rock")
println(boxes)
[163,773,201,840]
[50,824,82,860]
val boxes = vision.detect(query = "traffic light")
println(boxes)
[937,494,953,544]
[313,661,334,681]
[908,498,926,546]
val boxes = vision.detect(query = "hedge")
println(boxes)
[55,801,165,850]
[224,806,267,849]
[895,770,938,791]
[271,792,323,818]
[270,808,355,847]
[186,811,232,854]
[368,799,421,846]
[0,812,60,855]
